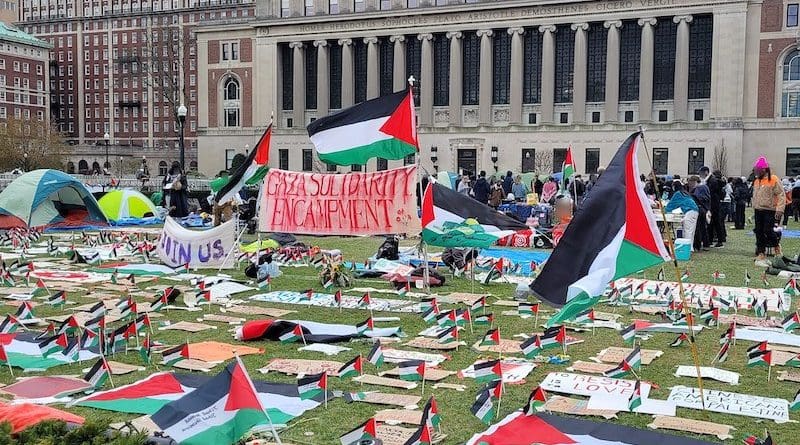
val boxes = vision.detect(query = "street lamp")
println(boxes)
[176,104,188,169]
[22,153,28,172]
[103,132,110,174]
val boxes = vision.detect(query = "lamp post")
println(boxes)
[430,146,438,173]
[103,132,110,173]
[491,146,499,172]
[176,104,187,169]
[22,153,28,172]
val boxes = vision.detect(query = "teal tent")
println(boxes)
[0,170,108,229]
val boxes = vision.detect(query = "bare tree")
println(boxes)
[712,138,729,175]
[533,149,554,176]
[0,117,66,172]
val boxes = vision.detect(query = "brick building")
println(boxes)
[0,21,50,137]
[17,0,255,176]
[193,0,800,178]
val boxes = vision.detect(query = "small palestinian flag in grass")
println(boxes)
[0,315,19,334]
[87,301,106,320]
[670,333,691,347]
[422,396,441,429]
[56,315,80,335]
[32,279,49,297]
[84,357,111,389]
[754,298,768,318]
[672,312,695,326]
[785,353,800,367]
[195,289,211,304]
[480,328,500,346]
[115,295,133,311]
[790,389,800,411]
[785,278,799,296]
[721,322,736,344]
[471,296,487,313]
[279,325,305,344]
[80,327,100,349]
[700,307,719,326]
[46,290,66,307]
[436,310,456,327]
[358,292,372,308]
[420,297,438,313]
[161,343,190,365]
[14,301,34,320]
[782,312,800,332]
[715,340,731,363]
[356,317,375,334]
[0,273,14,287]
[620,323,636,344]
[747,349,771,367]
[339,418,377,445]
[403,424,433,445]
[471,389,494,424]
[337,354,363,379]
[747,341,768,355]
[257,274,271,290]
[138,336,152,365]
[302,289,314,300]
[518,302,534,316]
[681,269,690,282]
[367,341,384,367]
[172,263,190,274]
[322,276,334,289]
[84,314,105,333]
[573,308,595,324]
[437,326,458,344]
[38,332,68,357]
[398,281,411,297]
[298,372,327,400]
[525,386,547,415]
[628,380,643,411]
[520,335,543,358]
[474,313,494,326]
[119,301,137,319]
[604,347,641,378]
[333,290,342,308]
[421,307,438,324]
[397,359,425,381]
[473,359,502,383]
[712,270,725,282]
[150,292,168,313]
[742,431,774,445]
[134,313,151,333]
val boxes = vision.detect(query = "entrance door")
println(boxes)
[522,149,535,173]
[457,149,477,176]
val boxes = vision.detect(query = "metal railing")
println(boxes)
[0,173,212,193]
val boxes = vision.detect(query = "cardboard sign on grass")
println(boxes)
[648,415,735,441]
[353,374,417,389]
[595,347,662,365]
[543,395,617,419]
[540,372,651,399]
[667,386,790,422]
[259,358,344,376]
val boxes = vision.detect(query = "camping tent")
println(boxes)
[98,189,158,221]
[0,169,108,229]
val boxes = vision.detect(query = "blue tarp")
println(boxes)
[479,248,550,275]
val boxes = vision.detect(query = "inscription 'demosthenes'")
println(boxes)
[294,0,679,33]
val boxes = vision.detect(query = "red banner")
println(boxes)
[258,166,420,236]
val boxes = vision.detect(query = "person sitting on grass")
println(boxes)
[665,181,699,251]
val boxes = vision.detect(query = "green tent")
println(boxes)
[98,189,158,221]
[0,169,108,229]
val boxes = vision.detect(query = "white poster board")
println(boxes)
[156,217,237,269]
[540,372,651,399]
[667,386,790,422]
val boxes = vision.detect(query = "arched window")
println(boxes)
[782,49,800,117]
[91,161,101,173]
[66,161,75,174]
[78,160,88,174]
[159,161,168,176]
[224,77,239,100]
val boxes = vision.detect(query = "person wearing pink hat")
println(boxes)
[751,156,785,260]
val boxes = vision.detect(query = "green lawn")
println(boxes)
[9,216,800,445]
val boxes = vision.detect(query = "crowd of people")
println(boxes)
[453,170,602,209]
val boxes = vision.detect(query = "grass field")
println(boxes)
[10,215,800,445]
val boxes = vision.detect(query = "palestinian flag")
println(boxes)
[721,323,736,344]
[338,418,378,445]
[135,313,151,333]
[214,124,272,204]
[115,295,133,311]
[47,291,67,306]
[308,88,417,166]
[162,343,189,365]
[561,145,575,189]
[541,325,567,348]
[754,298,767,318]
[785,353,800,367]
[421,307,438,324]
[421,182,527,248]
[791,389,800,411]
[474,313,494,326]
[525,386,548,415]
[257,274,271,290]
[358,292,372,307]
[715,340,731,363]
[484,259,504,284]
[681,269,690,282]
[670,333,690,347]
[437,326,458,344]
[333,290,342,307]
[279,325,305,344]
[80,328,100,350]
[420,297,438,312]
[628,380,642,411]
[337,355,363,379]
[782,312,800,332]
[404,424,433,445]
[367,341,384,367]
[139,336,152,364]
[150,292,168,312]
[87,301,106,319]
[530,132,670,326]
[236,319,401,344]
[56,315,80,335]
[518,302,534,316]
[480,328,500,346]
[625,347,642,370]
[473,359,502,383]
[422,396,441,428]
[298,372,327,400]
[84,357,111,388]
[151,358,270,445]
[38,332,68,357]
[786,278,799,295]
[520,335,543,358]
[747,350,771,367]
[747,341,768,355]
[398,282,411,297]
[471,390,494,424]
[470,297,487,312]
[398,360,425,381]
[0,315,19,334]
[573,309,595,324]
[356,317,375,333]
[700,308,719,325]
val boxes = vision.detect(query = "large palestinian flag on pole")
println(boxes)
[531,132,670,326]
[213,124,272,204]
[307,88,418,165]
[421,182,528,248]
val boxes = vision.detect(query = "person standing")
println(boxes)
[666,181,699,250]
[502,171,514,196]
[751,156,785,260]
[703,168,726,247]
[163,161,189,218]
[688,175,711,251]
[457,174,471,195]
[533,177,544,198]
[792,178,800,222]
[732,177,750,229]
[723,177,733,222]
[472,171,490,204]
[511,175,527,201]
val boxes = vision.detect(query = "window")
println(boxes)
[301,149,314,171]
[379,37,393,96]
[658,110,668,121]
[523,27,542,104]
[406,35,421,105]
[624,110,634,122]
[783,50,800,115]
[586,23,607,102]
[408,0,418,7]
[619,21,641,101]
[591,111,601,123]
[354,0,365,12]
[281,43,293,110]
[789,4,799,27]
[559,112,569,124]
[688,148,704,174]
[329,0,338,14]
[305,0,314,15]
[159,161,168,176]
[224,108,240,127]
[377,158,388,171]
[694,109,704,121]
[279,149,289,170]
[280,0,289,17]
[521,149,535,173]
[351,164,363,172]
[329,42,342,109]
[404,154,415,165]
[528,113,537,124]
[433,34,450,106]
[493,30,511,105]
[553,148,567,174]
[585,148,600,174]
[688,15,713,99]
[653,18,677,100]
[327,163,338,172]
[462,32,480,105]
[353,39,367,103]
[555,25,576,104]
[380,0,390,9]
[225,149,235,169]
[787,148,800,175]
[306,45,318,109]
[653,148,668,175]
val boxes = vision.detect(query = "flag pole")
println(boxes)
[103,355,115,388]
[639,126,707,413]
[409,75,430,295]
[236,355,283,445]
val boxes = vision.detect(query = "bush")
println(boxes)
[0,420,149,445]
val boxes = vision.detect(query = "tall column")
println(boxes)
[365,37,379,99]
[638,18,657,122]
[339,38,354,107]
[571,22,589,123]
[314,40,329,117]
[508,27,525,125]
[603,20,622,122]
[477,29,493,125]
[419,33,434,126]
[390,35,406,91]
[447,31,463,126]
[673,15,693,121]
[290,41,305,127]
[743,3,761,118]
[539,25,556,124]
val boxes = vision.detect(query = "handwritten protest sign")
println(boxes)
[157,217,236,269]
[667,386,790,422]
[540,372,651,399]
[648,416,734,441]
[258,166,419,236]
